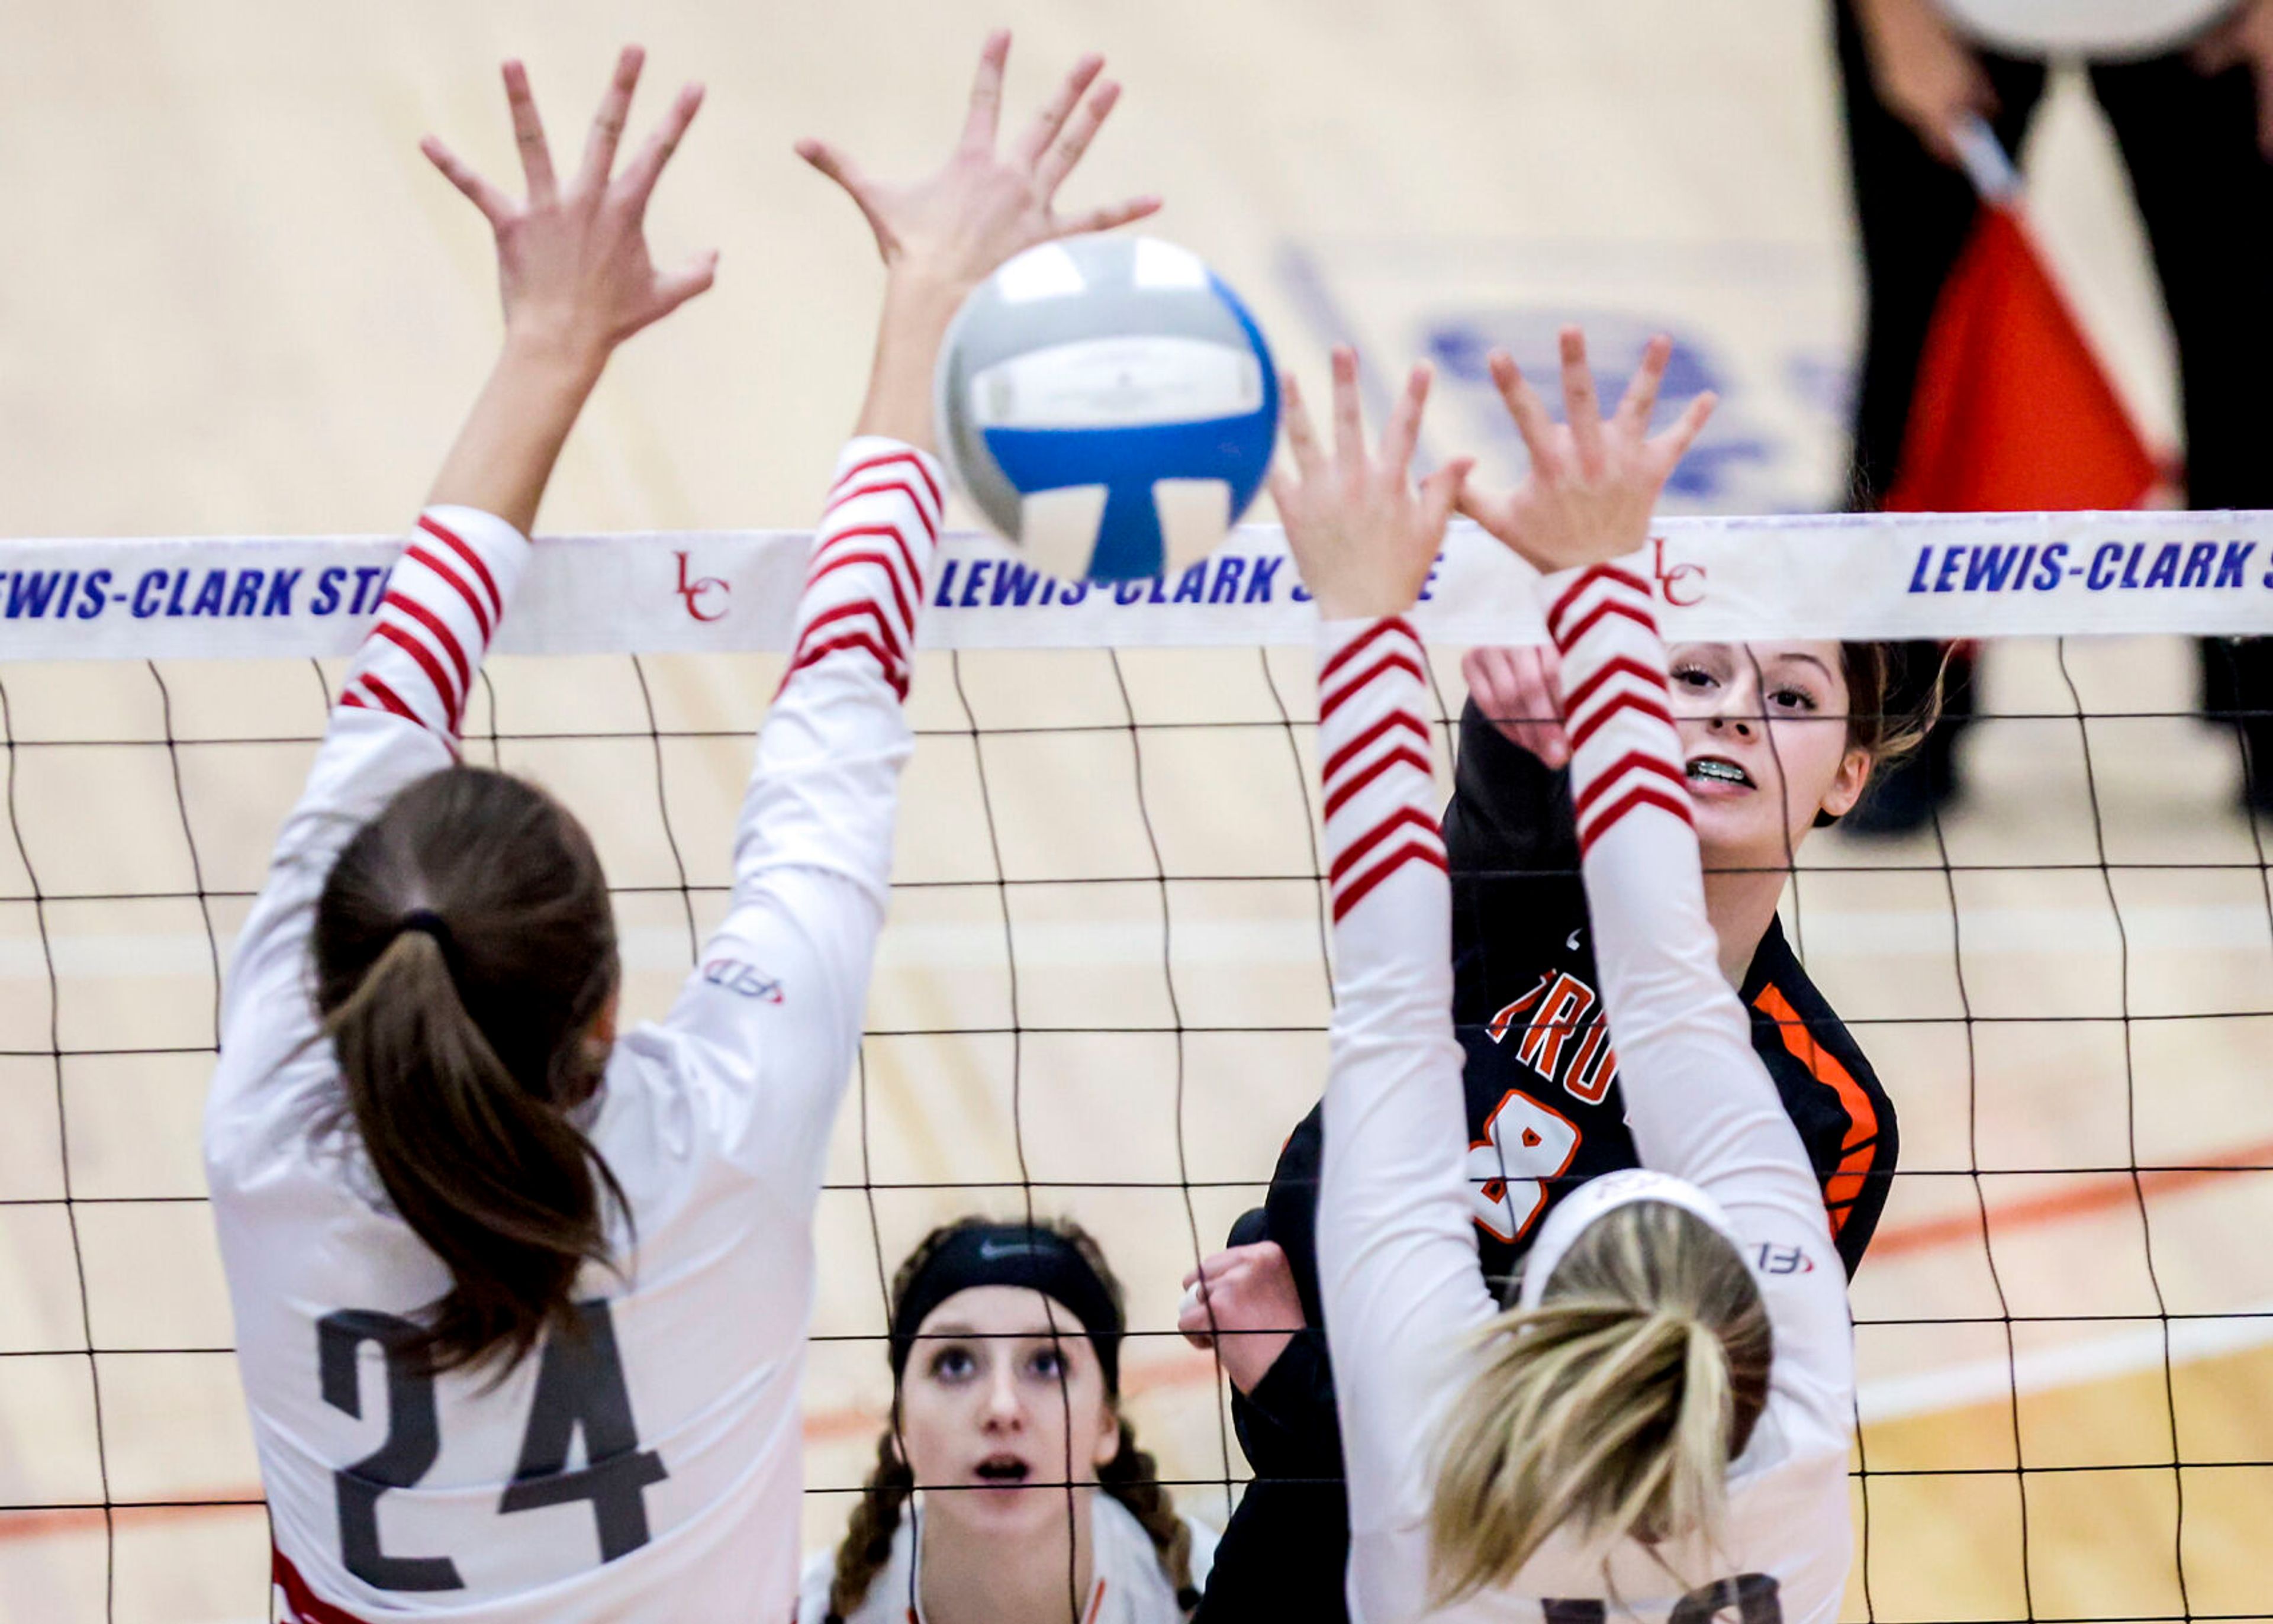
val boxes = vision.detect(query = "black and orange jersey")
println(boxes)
[1260,696,1897,1327]
[1192,695,1899,1624]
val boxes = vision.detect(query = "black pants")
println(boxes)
[1834,0,2273,804]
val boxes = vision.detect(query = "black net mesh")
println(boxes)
[3,631,2272,1622]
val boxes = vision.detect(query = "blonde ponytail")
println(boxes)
[1427,1201,1770,1606]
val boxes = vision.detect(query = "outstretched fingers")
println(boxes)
[652,248,722,319]
[1453,477,1513,538]
[1012,53,1105,170]
[1612,333,1673,438]
[1329,346,1364,468]
[1418,456,1474,539]
[959,29,1013,152]
[1379,362,1433,482]
[579,44,644,192]
[1279,370,1326,480]
[617,81,704,210]
[1647,389,1720,477]
[1055,191,1163,238]
[1487,349,1557,469]
[1034,79,1121,201]
[420,136,514,224]
[501,60,558,205]
[794,136,869,199]
[1558,326,1605,475]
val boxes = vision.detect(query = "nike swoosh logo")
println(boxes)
[977,1239,1038,1261]
[1566,929,1583,952]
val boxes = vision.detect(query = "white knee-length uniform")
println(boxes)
[1310,562,1856,1624]
[205,439,944,1623]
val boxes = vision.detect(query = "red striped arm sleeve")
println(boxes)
[1545,559,1691,855]
[1316,616,1445,923]
[337,506,528,743]
[1311,614,1490,1581]
[1539,550,1857,1443]
[780,437,945,704]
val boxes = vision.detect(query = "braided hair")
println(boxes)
[1099,1416,1200,1610]
[825,1216,1199,1620]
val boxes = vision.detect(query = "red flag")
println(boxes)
[1886,202,2160,513]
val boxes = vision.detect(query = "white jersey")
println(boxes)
[205,438,946,1624]
[1309,575,1856,1624]
[794,1497,1218,1624]
[1937,0,2229,59]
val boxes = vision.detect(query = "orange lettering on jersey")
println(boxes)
[1516,972,1594,1081]
[1563,1021,1619,1105]
[1486,975,1550,1043]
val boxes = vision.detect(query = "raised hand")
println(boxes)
[1270,348,1472,622]
[1463,644,1570,767]
[1455,328,1714,578]
[797,30,1159,297]
[421,46,717,373]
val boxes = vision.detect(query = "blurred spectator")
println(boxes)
[1837,0,2273,828]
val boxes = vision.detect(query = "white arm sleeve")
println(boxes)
[1543,558,1853,1409]
[206,506,530,1164]
[1308,617,1493,1622]
[655,438,942,1200]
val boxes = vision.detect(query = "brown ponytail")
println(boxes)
[828,1216,1199,1619]
[313,766,624,1376]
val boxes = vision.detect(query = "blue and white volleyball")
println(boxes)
[935,236,1279,582]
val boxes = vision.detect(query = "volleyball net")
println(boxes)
[5,511,2273,1622]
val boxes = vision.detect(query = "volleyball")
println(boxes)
[934,234,1279,582]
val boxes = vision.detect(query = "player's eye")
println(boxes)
[1672,665,1716,691]
[1025,1346,1068,1381]
[1769,685,1819,713]
[928,1345,977,1382]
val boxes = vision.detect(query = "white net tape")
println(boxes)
[8,511,2273,661]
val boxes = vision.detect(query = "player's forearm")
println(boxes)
[237,505,528,1034]
[851,271,966,452]
[1542,558,1813,1199]
[1312,614,1464,1224]
[337,505,528,742]
[426,331,609,537]
[735,437,941,907]
[1311,617,1487,1501]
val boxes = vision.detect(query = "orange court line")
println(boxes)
[9,1145,2272,1548]
[1867,1135,2273,1259]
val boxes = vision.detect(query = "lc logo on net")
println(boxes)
[1650,536,1705,608]
[674,551,729,623]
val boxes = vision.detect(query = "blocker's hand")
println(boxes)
[797,30,1160,297]
[1464,644,1570,768]
[1456,328,1714,578]
[421,46,716,371]
[1179,1240,1306,1397]
[1270,348,1472,623]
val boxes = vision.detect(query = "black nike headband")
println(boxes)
[888,1224,1125,1394]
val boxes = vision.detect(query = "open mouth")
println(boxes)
[1686,756,1754,789]
[974,1455,1032,1486]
